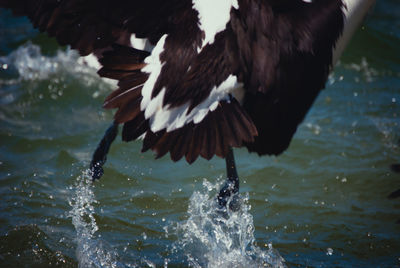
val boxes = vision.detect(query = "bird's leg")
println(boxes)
[90,121,119,181]
[217,147,240,210]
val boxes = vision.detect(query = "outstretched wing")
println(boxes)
[1,0,345,164]
[0,0,187,55]
[102,0,259,163]
[1,0,258,163]
[121,0,345,162]
[232,0,345,155]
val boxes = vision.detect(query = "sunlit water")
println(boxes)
[0,2,400,267]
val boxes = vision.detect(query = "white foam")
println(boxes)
[0,42,116,87]
[170,179,287,268]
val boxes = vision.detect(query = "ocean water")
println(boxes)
[0,2,399,267]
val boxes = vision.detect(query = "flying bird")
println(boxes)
[0,0,376,208]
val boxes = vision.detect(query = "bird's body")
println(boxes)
[0,0,375,206]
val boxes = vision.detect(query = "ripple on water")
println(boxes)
[0,224,75,267]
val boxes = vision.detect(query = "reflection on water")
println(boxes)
[0,225,75,267]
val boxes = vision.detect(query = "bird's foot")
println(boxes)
[217,179,240,212]
[89,122,118,181]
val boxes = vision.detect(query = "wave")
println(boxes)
[0,42,116,87]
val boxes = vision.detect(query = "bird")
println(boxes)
[0,0,376,209]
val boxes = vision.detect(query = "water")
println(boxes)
[0,2,399,267]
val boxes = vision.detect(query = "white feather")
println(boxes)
[130,34,155,52]
[192,0,239,52]
[148,75,242,132]
[141,34,167,113]
[333,0,376,64]
[139,2,246,133]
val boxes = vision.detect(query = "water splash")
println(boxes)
[345,57,380,83]
[369,116,400,151]
[172,179,286,268]
[68,170,120,268]
[0,42,115,87]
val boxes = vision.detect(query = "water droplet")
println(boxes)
[326,248,334,255]
[92,91,100,98]
[174,179,285,267]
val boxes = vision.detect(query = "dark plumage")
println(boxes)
[0,0,375,208]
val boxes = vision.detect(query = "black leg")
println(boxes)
[388,163,400,199]
[217,147,240,210]
[90,122,119,181]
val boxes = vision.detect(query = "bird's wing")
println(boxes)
[1,0,258,163]
[103,1,259,163]
[131,0,345,162]
[231,0,345,156]
[1,0,345,164]
[0,0,188,55]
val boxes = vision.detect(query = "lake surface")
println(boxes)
[0,2,399,267]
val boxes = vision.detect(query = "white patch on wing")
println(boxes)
[130,34,155,52]
[333,0,376,65]
[78,53,102,69]
[192,0,239,52]
[140,34,167,113]
[149,75,243,132]
[140,32,243,134]
[77,53,117,86]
